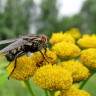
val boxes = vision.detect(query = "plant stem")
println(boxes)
[44,90,49,96]
[24,79,35,96]
[79,71,94,89]
[49,91,55,96]
[59,58,64,62]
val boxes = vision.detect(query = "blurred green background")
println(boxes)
[0,0,96,96]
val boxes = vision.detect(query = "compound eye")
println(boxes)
[42,35,47,41]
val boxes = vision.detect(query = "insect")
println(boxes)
[0,34,50,79]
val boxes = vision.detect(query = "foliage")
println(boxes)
[80,0,96,34]
[36,0,60,37]
[0,0,34,49]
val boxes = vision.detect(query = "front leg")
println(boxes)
[42,44,53,59]
[39,50,49,64]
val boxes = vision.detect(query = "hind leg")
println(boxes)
[8,52,27,79]
[5,62,11,69]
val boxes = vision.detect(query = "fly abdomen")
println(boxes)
[5,46,24,62]
[5,51,16,61]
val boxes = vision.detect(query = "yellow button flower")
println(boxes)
[80,48,96,70]
[32,48,58,66]
[59,60,90,83]
[49,31,75,45]
[7,56,38,80]
[77,34,96,48]
[33,64,73,91]
[52,41,81,60]
[65,28,81,39]
[59,85,91,96]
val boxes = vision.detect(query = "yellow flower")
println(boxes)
[63,33,75,43]
[77,34,96,48]
[59,60,90,83]
[65,28,81,39]
[33,64,73,91]
[7,56,37,80]
[80,48,96,70]
[59,85,91,96]
[52,41,81,60]
[32,48,58,66]
[49,31,75,45]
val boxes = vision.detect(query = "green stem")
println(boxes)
[79,71,94,89]
[49,91,55,96]
[44,90,49,96]
[24,79,35,96]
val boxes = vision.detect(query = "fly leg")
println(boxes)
[5,62,11,69]
[43,44,53,59]
[8,52,27,79]
[44,47,53,59]
[38,44,52,63]
[39,50,49,63]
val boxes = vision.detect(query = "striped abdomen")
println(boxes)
[5,46,25,61]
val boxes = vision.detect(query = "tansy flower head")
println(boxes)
[49,31,75,45]
[80,48,96,70]
[32,48,58,67]
[52,41,81,60]
[65,28,81,39]
[77,34,96,48]
[7,56,37,80]
[59,60,90,83]
[33,64,73,91]
[59,85,91,96]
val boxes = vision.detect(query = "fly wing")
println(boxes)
[0,38,18,44]
[0,39,29,54]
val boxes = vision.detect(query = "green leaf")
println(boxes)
[0,73,8,88]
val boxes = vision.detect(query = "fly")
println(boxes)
[0,34,50,79]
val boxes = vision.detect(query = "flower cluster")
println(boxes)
[33,64,73,91]
[65,28,81,39]
[6,28,95,96]
[80,48,96,70]
[7,56,37,80]
[49,31,75,45]
[52,41,81,60]
[59,60,90,82]
[77,34,96,48]
[59,85,91,96]
[31,48,58,66]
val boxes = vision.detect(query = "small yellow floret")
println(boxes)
[52,41,81,60]
[33,64,73,91]
[80,48,96,70]
[59,85,91,96]
[32,48,58,66]
[55,91,61,96]
[65,28,81,39]
[77,34,96,48]
[7,56,37,80]
[59,60,90,82]
[49,31,75,45]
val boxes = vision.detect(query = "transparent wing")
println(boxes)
[0,38,18,44]
[0,39,29,54]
